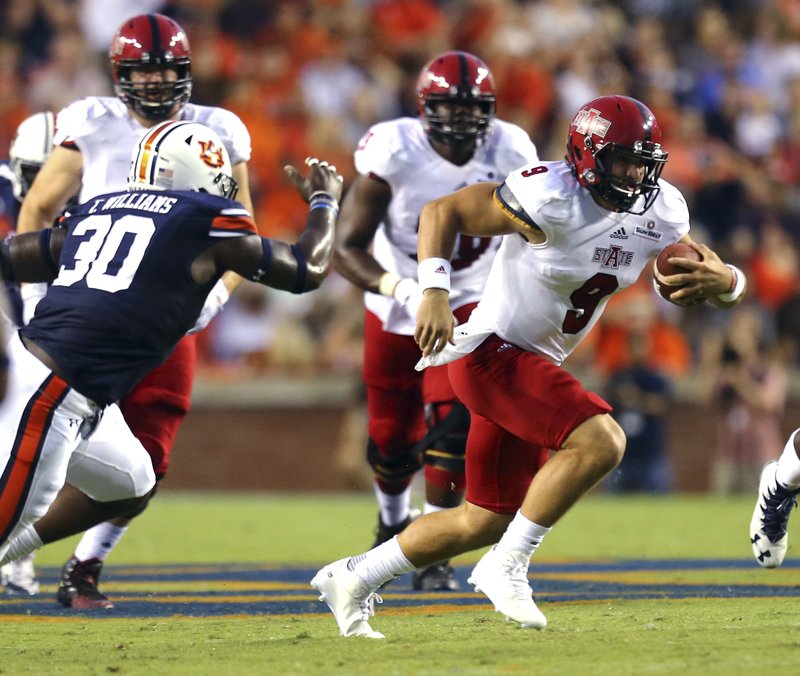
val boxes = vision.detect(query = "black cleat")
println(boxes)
[56,557,114,609]
[412,561,460,591]
[372,514,412,549]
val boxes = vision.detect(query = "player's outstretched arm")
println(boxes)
[214,157,343,293]
[1,228,67,283]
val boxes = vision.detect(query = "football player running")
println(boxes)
[0,122,342,588]
[16,13,254,609]
[333,51,542,591]
[311,95,745,638]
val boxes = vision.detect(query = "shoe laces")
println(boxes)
[760,482,799,541]
[499,551,533,601]
[359,592,383,621]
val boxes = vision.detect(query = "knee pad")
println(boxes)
[121,481,159,519]
[421,402,470,474]
[366,437,422,484]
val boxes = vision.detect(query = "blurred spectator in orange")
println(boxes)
[371,0,448,62]
[748,217,800,311]
[0,41,33,161]
[591,281,693,378]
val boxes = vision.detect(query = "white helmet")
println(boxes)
[9,111,55,200]
[128,120,238,199]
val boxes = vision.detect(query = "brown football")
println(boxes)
[653,242,703,302]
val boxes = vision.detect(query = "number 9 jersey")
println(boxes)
[474,161,690,364]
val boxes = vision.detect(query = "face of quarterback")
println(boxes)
[606,152,647,200]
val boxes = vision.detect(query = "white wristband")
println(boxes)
[717,264,746,302]
[418,257,451,292]
[378,271,401,297]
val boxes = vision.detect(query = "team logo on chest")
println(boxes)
[592,244,633,269]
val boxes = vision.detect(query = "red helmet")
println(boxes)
[566,95,668,214]
[416,51,496,148]
[109,13,192,122]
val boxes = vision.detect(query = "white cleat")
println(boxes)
[1,554,40,596]
[467,545,547,629]
[310,558,385,639]
[750,461,799,568]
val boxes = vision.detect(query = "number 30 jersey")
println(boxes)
[357,117,539,335]
[20,189,256,405]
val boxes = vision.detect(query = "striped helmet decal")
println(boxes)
[131,120,192,187]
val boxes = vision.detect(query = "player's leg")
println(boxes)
[449,336,622,627]
[750,428,800,567]
[55,335,195,608]
[409,303,474,591]
[363,311,426,547]
[311,406,543,637]
[0,336,108,579]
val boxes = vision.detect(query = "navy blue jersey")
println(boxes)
[20,189,256,405]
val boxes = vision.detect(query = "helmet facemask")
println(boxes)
[115,61,192,122]
[422,95,496,148]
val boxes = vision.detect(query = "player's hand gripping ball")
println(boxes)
[653,242,704,304]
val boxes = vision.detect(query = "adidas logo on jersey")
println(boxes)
[610,227,628,240]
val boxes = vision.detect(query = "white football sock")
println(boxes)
[497,510,551,559]
[73,522,129,562]
[348,536,415,589]
[374,484,412,526]
[776,429,800,490]
[0,525,43,566]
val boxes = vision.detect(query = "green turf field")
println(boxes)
[2,491,798,675]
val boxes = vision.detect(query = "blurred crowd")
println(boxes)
[2,0,800,489]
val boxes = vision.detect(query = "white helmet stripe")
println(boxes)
[132,120,192,186]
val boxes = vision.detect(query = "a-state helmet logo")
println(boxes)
[592,244,633,269]
[198,140,225,168]
[573,108,611,138]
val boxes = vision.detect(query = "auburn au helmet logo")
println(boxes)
[198,140,225,168]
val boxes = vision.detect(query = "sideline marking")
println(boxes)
[2,559,797,618]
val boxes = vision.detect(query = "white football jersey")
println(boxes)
[418,160,691,368]
[357,117,539,334]
[53,97,252,203]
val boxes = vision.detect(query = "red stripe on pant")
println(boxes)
[0,373,71,541]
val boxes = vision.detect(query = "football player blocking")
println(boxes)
[312,95,746,638]
[0,122,342,589]
[13,12,256,609]
[333,50,540,591]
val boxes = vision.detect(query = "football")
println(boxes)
[653,242,703,302]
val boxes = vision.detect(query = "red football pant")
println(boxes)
[449,335,612,514]
[119,334,196,478]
